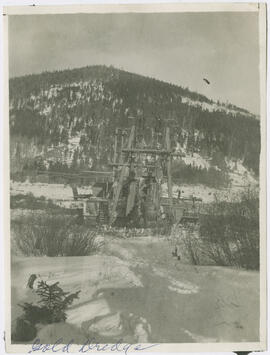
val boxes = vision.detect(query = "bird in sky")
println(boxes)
[203,78,210,85]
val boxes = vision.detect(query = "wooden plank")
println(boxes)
[126,181,137,216]
[122,148,171,155]
[165,127,173,214]
[110,125,135,225]
[120,130,125,164]
[78,170,113,175]
[109,163,155,168]
[37,170,113,177]
[113,128,119,180]
[122,148,184,157]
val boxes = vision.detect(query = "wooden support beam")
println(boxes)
[79,170,113,175]
[120,130,124,164]
[122,148,184,157]
[110,125,136,225]
[108,163,156,168]
[36,170,113,181]
[113,128,119,179]
[122,148,169,155]
[165,127,173,215]
[171,153,185,157]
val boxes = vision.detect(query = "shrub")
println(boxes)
[35,280,80,322]
[171,223,202,265]
[199,189,259,269]
[12,280,80,342]
[12,212,73,256]
[63,227,100,256]
[20,281,80,323]
[10,193,69,212]
[12,212,100,257]
[173,188,259,270]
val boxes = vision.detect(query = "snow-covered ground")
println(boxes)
[181,96,255,118]
[161,183,255,204]
[11,236,259,344]
[180,153,211,170]
[11,178,257,207]
[11,181,75,200]
[10,181,96,209]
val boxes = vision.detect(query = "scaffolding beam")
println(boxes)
[165,127,173,213]
[109,163,155,168]
[122,148,184,156]
[110,125,136,225]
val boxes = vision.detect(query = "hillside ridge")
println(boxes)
[10,65,255,117]
[9,65,260,188]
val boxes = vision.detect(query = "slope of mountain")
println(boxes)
[9,65,260,187]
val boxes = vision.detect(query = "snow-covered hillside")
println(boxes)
[10,65,260,188]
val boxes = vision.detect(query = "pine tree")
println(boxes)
[20,280,80,324]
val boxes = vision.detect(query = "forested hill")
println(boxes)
[9,65,260,186]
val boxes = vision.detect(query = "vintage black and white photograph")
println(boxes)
[4,3,267,353]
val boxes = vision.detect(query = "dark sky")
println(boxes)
[9,12,260,114]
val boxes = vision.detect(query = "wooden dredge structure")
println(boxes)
[37,117,202,227]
